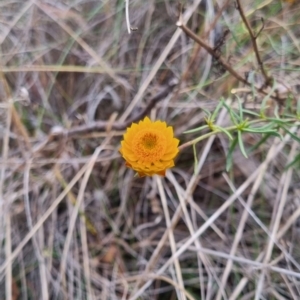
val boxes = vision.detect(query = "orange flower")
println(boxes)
[120,116,179,177]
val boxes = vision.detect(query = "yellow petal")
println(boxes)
[120,116,179,177]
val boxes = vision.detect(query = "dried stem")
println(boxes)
[181,0,231,83]
[125,0,131,34]
[176,7,282,102]
[235,0,271,86]
[176,19,248,85]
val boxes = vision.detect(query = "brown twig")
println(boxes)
[235,0,272,86]
[180,0,231,82]
[176,6,283,102]
[177,15,249,86]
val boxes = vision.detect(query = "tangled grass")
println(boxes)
[0,0,300,299]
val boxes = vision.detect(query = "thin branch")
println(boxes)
[235,0,271,86]
[176,7,282,102]
[255,17,265,39]
[180,0,231,83]
[176,17,248,86]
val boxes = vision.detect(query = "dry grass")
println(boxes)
[1,0,300,299]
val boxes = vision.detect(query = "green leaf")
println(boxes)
[235,95,243,120]
[184,125,209,134]
[242,109,261,117]
[274,104,280,119]
[283,94,294,115]
[285,153,300,170]
[264,118,294,125]
[238,130,248,158]
[248,71,256,97]
[248,132,274,154]
[214,125,233,140]
[284,113,298,118]
[247,122,276,131]
[211,98,224,121]
[223,101,239,125]
[202,107,211,118]
[260,78,277,116]
[242,128,282,138]
[226,136,239,171]
[281,126,300,143]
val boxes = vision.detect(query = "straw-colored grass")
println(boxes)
[0,0,300,299]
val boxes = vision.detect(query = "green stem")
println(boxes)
[179,118,299,151]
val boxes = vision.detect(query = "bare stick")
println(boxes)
[176,6,281,101]
[176,16,249,86]
[1,100,13,300]
[125,0,131,34]
[235,0,271,86]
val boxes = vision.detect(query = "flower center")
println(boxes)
[142,133,157,149]
[132,129,166,162]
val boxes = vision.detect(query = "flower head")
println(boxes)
[120,116,179,177]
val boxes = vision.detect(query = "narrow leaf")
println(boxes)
[281,126,300,143]
[238,130,248,158]
[260,78,277,116]
[184,125,209,134]
[211,98,224,121]
[242,109,261,117]
[226,136,239,171]
[235,94,243,120]
[248,132,274,154]
[214,125,233,140]
[223,101,239,125]
[284,153,300,170]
